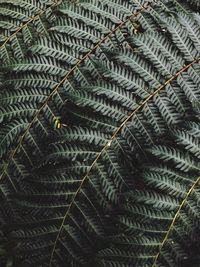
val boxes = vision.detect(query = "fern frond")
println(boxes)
[148,145,200,172]
[29,37,80,65]
[1,56,68,76]
[0,1,200,266]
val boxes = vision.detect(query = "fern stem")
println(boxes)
[152,173,200,266]
[0,0,62,50]
[49,56,200,266]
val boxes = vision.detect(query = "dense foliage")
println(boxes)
[0,0,200,266]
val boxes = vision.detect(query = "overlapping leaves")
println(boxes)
[0,0,200,266]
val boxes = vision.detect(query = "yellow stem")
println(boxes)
[0,0,62,50]
[152,174,200,266]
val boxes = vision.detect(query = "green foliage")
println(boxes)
[0,0,200,266]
